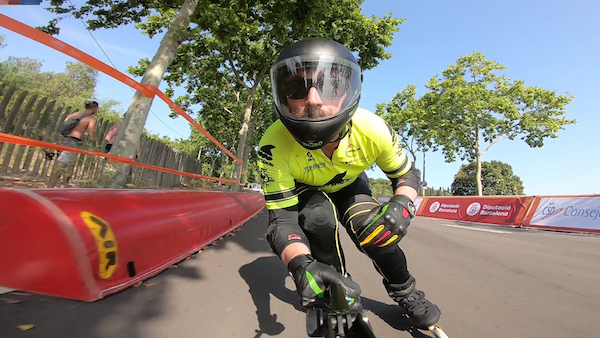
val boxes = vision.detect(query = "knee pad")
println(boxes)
[301,204,335,227]
[299,193,337,235]
[266,211,310,257]
[342,196,379,235]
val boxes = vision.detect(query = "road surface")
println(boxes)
[1,210,599,337]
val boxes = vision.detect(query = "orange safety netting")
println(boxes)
[0,13,244,183]
[0,133,239,184]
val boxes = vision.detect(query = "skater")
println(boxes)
[257,38,441,329]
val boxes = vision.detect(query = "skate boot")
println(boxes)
[385,276,441,329]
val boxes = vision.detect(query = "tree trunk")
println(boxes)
[239,106,260,185]
[230,88,255,191]
[421,151,426,196]
[108,0,199,188]
[475,139,483,196]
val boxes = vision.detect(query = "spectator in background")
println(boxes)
[47,100,99,188]
[104,118,141,159]
[104,121,120,153]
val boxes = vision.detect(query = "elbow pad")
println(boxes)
[390,165,421,191]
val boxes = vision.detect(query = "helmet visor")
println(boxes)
[271,55,361,121]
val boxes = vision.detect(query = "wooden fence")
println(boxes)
[0,84,205,189]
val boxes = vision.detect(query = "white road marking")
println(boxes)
[439,223,512,234]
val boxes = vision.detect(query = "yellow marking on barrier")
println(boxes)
[80,211,119,279]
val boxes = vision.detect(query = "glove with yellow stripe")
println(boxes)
[288,254,361,310]
[358,195,416,250]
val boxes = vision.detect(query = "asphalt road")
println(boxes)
[1,210,599,338]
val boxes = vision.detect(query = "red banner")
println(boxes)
[418,196,534,226]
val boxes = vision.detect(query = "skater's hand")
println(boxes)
[288,254,361,309]
[357,195,416,250]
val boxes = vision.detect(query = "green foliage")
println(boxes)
[425,52,575,164]
[451,160,524,196]
[0,57,100,110]
[0,55,123,124]
[127,0,404,180]
[95,99,123,123]
[368,177,393,197]
[376,84,438,165]
[368,176,450,197]
[40,0,404,183]
[422,186,453,196]
[379,51,575,196]
[0,35,6,49]
[39,0,165,35]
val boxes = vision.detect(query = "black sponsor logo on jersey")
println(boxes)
[339,156,370,165]
[386,123,401,148]
[304,162,326,173]
[258,144,275,167]
[345,145,362,157]
[325,171,349,186]
[258,145,275,161]
[307,152,315,162]
[259,168,275,184]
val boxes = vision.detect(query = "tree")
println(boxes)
[451,160,524,196]
[0,58,97,105]
[376,85,434,164]
[42,0,201,188]
[375,85,439,195]
[423,52,575,196]
[129,0,404,190]
[0,57,121,119]
[42,0,403,189]
[423,186,452,196]
[368,177,394,197]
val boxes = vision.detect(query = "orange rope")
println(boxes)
[0,133,240,184]
[0,13,242,166]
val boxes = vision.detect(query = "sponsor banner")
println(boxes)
[418,196,533,225]
[414,197,423,214]
[526,197,600,232]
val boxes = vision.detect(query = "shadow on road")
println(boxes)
[362,297,433,338]
[239,256,300,337]
[0,264,202,338]
[238,255,430,338]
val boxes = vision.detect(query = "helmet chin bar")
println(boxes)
[301,140,325,150]
[327,122,352,144]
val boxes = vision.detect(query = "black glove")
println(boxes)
[288,254,361,309]
[357,195,416,250]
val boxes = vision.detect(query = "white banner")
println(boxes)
[529,197,600,230]
[414,197,423,214]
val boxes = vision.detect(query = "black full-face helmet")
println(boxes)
[271,38,362,150]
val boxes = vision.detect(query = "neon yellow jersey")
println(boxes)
[257,108,412,210]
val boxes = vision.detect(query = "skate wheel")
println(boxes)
[428,323,449,338]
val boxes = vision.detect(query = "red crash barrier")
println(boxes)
[417,195,534,226]
[0,188,264,301]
